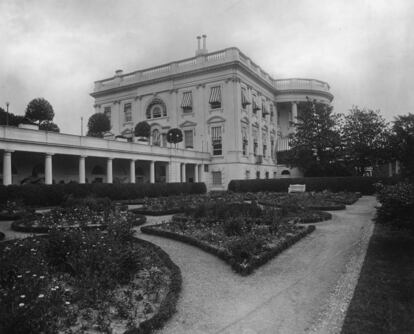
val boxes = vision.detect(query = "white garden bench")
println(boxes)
[288,184,306,193]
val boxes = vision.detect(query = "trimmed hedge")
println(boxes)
[0,182,206,207]
[228,177,400,195]
[141,224,315,276]
[130,208,184,216]
[0,231,4,241]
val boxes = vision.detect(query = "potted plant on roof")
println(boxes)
[134,121,150,143]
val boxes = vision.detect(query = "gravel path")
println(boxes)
[135,196,377,334]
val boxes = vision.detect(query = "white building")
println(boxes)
[1,37,333,190]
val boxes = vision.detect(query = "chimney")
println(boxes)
[196,34,208,56]
[202,34,207,52]
[115,69,123,77]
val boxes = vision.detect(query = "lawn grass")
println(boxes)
[341,223,414,334]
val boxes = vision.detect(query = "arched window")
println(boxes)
[152,129,161,146]
[146,98,167,119]
[281,170,291,176]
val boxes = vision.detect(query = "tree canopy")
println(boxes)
[389,113,414,180]
[285,99,343,176]
[167,128,183,146]
[25,98,55,124]
[134,121,151,138]
[341,107,390,175]
[87,113,111,138]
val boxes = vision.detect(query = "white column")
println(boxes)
[149,161,155,183]
[199,164,204,182]
[395,160,400,175]
[79,156,86,184]
[130,159,136,183]
[3,151,12,186]
[194,164,199,182]
[45,153,53,185]
[107,158,113,184]
[291,101,298,122]
[181,163,186,182]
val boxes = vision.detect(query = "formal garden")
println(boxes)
[1,173,413,333]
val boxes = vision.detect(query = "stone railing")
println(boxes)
[93,47,276,92]
[274,78,330,92]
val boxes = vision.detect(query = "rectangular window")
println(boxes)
[273,172,277,179]
[263,144,267,157]
[245,170,250,179]
[162,133,167,147]
[209,86,222,109]
[265,171,269,179]
[253,140,258,156]
[211,126,222,155]
[124,103,132,122]
[184,130,194,148]
[212,171,222,185]
[256,171,260,179]
[104,106,111,123]
[181,91,193,112]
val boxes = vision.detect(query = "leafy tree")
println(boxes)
[39,121,60,132]
[0,108,27,126]
[25,98,55,124]
[284,99,342,176]
[87,113,111,138]
[389,113,414,181]
[167,128,183,147]
[342,107,390,176]
[134,121,151,139]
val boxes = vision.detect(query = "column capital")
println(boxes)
[79,155,87,159]
[3,150,14,154]
[45,153,54,157]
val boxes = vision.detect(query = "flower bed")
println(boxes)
[0,201,33,221]
[142,202,315,275]
[0,223,181,333]
[11,207,146,234]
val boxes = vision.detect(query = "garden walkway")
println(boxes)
[135,196,377,334]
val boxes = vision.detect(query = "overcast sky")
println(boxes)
[1,0,413,135]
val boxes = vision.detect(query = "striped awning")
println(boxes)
[181,92,192,108]
[262,104,269,115]
[209,86,221,103]
[241,89,251,106]
[252,97,261,111]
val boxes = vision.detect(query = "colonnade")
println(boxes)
[1,150,205,186]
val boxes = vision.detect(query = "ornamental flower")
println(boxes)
[19,303,25,307]
[20,295,26,299]
[38,294,44,298]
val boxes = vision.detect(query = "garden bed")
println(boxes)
[11,207,146,234]
[142,223,314,275]
[142,202,316,275]
[0,224,181,333]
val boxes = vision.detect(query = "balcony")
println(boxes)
[274,78,333,102]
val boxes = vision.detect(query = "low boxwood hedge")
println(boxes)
[0,182,206,207]
[228,177,400,195]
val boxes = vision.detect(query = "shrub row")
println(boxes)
[0,182,206,207]
[376,182,414,230]
[125,237,182,334]
[141,224,315,276]
[0,231,4,241]
[228,177,400,195]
